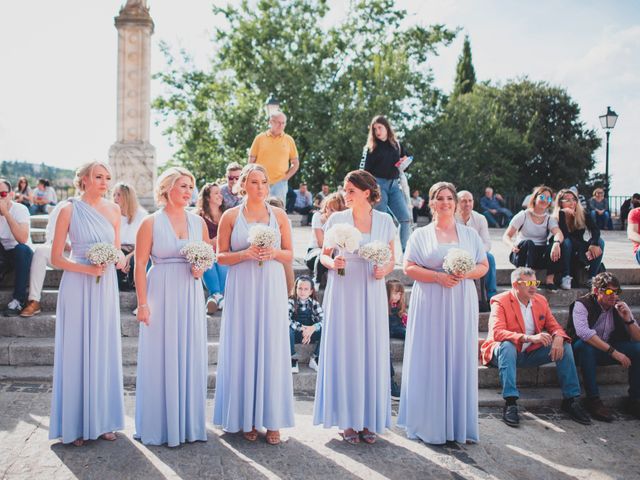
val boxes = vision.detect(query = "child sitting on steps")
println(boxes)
[289,275,324,373]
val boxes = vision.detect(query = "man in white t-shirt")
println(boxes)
[456,191,497,303]
[20,201,70,317]
[0,179,33,316]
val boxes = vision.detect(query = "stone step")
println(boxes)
[30,228,45,244]
[0,289,140,311]
[29,215,49,229]
[0,364,630,407]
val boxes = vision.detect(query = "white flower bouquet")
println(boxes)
[247,224,278,266]
[359,241,392,267]
[86,242,121,284]
[180,241,215,271]
[442,248,476,276]
[324,223,362,276]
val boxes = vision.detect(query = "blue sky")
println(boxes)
[1,0,638,196]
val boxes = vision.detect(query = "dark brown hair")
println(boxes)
[196,182,225,221]
[592,272,620,291]
[290,275,318,315]
[367,115,399,152]
[344,170,381,205]
[386,279,407,317]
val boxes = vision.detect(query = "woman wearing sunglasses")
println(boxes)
[503,186,563,290]
[551,188,604,289]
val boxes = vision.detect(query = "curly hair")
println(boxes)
[592,272,620,291]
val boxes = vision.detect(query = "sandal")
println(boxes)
[100,432,117,441]
[360,429,377,444]
[340,428,360,445]
[265,430,281,445]
[72,438,85,447]
[243,428,258,442]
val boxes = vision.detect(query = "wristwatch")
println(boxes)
[625,319,635,325]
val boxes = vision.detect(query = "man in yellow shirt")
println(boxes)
[248,111,299,203]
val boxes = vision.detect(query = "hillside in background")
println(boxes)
[0,160,74,187]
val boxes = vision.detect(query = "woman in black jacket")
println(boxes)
[363,115,412,251]
[552,188,605,289]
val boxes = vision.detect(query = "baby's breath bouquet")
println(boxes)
[324,223,362,276]
[442,248,475,276]
[180,241,215,271]
[86,242,121,284]
[359,241,392,268]
[247,225,278,266]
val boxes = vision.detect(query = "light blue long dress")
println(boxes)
[397,223,486,444]
[49,199,125,443]
[135,209,208,446]
[213,204,294,432]
[313,209,396,433]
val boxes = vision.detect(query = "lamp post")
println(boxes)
[598,106,618,199]
[264,94,280,118]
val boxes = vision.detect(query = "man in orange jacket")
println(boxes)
[480,267,591,427]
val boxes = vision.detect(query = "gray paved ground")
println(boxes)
[1,382,640,480]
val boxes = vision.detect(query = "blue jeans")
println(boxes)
[590,210,613,230]
[559,237,605,278]
[483,208,513,228]
[491,341,581,399]
[269,180,288,205]
[0,243,33,304]
[202,263,228,296]
[374,177,411,251]
[485,252,497,299]
[573,340,640,399]
[636,249,640,265]
[290,328,321,359]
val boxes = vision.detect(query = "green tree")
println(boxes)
[153,0,457,188]
[452,35,476,97]
[489,78,601,190]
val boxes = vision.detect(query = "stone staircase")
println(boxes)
[1,214,638,407]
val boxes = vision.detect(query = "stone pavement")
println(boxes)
[1,382,640,480]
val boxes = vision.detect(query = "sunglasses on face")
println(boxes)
[227,175,240,181]
[517,280,541,287]
[599,288,622,296]
[537,194,553,202]
[0,191,9,198]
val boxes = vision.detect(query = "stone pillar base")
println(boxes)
[109,142,156,210]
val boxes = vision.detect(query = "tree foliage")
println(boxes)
[452,35,476,97]
[153,0,456,188]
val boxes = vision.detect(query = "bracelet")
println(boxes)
[553,240,560,244]
[607,345,616,356]
[625,319,635,325]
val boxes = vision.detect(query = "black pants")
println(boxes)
[509,240,551,270]
[0,243,33,304]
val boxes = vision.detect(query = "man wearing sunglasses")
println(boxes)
[220,162,243,209]
[480,267,590,427]
[568,272,640,421]
[0,179,33,316]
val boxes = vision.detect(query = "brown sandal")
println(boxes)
[72,438,85,447]
[243,428,258,442]
[265,430,281,445]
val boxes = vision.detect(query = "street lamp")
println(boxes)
[264,94,280,118]
[598,106,618,199]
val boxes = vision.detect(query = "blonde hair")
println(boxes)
[553,188,586,231]
[238,164,269,196]
[73,161,112,193]
[155,167,195,206]
[320,192,346,223]
[428,181,457,217]
[113,182,140,224]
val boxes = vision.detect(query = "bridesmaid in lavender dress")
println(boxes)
[313,170,396,445]
[398,182,488,445]
[49,161,126,446]
[213,164,294,446]
[134,167,209,447]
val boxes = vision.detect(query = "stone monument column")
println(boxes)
[109,0,156,208]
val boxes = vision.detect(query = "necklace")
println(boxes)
[529,209,547,218]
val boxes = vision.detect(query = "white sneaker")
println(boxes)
[309,356,318,372]
[560,276,572,290]
[7,299,21,310]
[215,294,224,311]
[291,360,299,374]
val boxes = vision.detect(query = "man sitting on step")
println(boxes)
[0,179,33,316]
[480,267,591,427]
[569,272,640,422]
